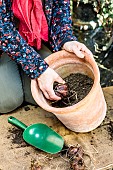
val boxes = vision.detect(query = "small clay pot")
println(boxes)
[31,50,107,132]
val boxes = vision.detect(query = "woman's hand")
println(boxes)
[62,41,93,58]
[36,67,65,100]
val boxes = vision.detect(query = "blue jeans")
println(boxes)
[0,44,52,113]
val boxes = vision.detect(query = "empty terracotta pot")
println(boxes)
[31,50,107,132]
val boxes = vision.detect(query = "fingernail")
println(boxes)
[80,54,84,58]
[62,81,66,84]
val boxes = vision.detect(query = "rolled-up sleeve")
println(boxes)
[0,0,48,79]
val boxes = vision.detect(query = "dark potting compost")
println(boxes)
[107,121,113,140]
[52,73,93,108]
[7,127,28,147]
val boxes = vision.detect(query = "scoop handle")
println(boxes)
[8,116,27,130]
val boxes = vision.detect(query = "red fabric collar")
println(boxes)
[12,0,48,49]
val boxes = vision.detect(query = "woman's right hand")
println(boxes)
[36,67,65,100]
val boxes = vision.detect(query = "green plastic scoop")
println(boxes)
[8,116,64,154]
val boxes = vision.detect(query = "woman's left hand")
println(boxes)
[62,41,93,58]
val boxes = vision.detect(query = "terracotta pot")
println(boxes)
[31,50,107,132]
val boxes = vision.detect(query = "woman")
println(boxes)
[0,0,93,113]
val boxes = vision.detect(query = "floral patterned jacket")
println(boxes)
[0,0,76,79]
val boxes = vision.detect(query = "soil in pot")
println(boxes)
[52,73,93,108]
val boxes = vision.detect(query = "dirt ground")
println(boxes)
[0,86,113,170]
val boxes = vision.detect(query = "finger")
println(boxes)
[81,47,92,55]
[39,85,54,100]
[42,90,50,100]
[80,48,94,59]
[73,47,84,58]
[78,44,93,56]
[46,89,61,101]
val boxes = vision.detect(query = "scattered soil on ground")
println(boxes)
[31,159,42,170]
[7,127,28,147]
[30,145,85,170]
[52,73,93,108]
[107,121,113,140]
[7,126,86,170]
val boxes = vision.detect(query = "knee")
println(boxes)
[0,93,23,114]
[0,52,24,113]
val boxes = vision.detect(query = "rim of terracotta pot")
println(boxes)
[31,50,100,114]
